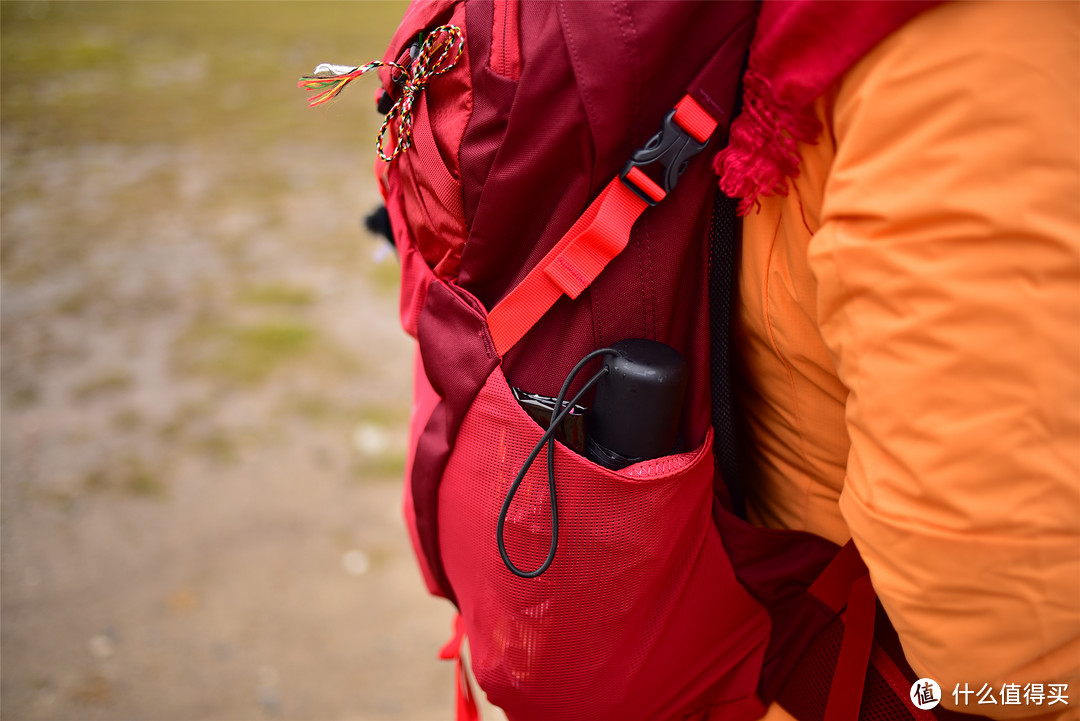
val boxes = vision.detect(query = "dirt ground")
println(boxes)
[0,2,501,719]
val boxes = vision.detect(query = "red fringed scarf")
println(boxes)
[715,0,942,215]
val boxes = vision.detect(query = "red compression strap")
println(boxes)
[824,575,877,721]
[487,176,648,356]
[454,657,480,721]
[438,614,480,721]
[809,539,869,614]
[674,95,717,143]
[486,94,716,356]
[624,167,666,203]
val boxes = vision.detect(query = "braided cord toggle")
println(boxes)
[297,25,464,163]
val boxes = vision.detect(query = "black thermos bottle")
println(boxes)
[585,339,687,470]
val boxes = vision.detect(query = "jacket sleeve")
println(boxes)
[808,2,1080,717]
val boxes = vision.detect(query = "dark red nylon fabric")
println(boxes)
[402,351,442,596]
[412,279,500,604]
[456,1,758,418]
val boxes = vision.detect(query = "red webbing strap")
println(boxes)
[824,575,877,721]
[486,176,649,356]
[454,658,480,721]
[625,167,667,203]
[439,614,481,721]
[486,94,717,357]
[808,539,869,614]
[809,541,876,721]
[674,95,717,143]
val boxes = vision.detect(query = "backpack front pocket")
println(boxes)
[438,364,772,721]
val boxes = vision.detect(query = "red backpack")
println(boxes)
[302,3,985,720]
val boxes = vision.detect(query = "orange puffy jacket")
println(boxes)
[735,3,1080,720]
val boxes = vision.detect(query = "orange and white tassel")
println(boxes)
[298,62,384,108]
[298,25,464,163]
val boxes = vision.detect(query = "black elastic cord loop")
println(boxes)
[497,348,619,578]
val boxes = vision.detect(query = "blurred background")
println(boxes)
[0,1,487,719]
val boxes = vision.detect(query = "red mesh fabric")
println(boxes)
[438,368,771,721]
[862,662,923,721]
[779,616,845,721]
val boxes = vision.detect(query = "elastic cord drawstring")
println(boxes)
[497,348,619,578]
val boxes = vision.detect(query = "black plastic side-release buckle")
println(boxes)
[619,109,710,206]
